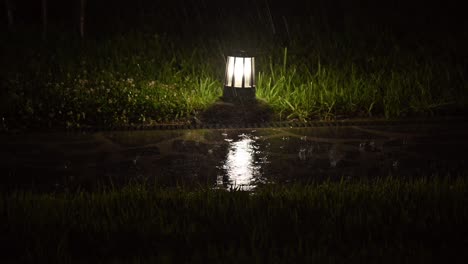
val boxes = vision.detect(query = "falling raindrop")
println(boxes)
[298,148,307,161]
[369,141,376,151]
[329,144,344,168]
[359,142,366,152]
[133,155,139,165]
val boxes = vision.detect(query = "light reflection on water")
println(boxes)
[217,133,264,190]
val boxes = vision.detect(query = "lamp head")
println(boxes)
[223,51,256,100]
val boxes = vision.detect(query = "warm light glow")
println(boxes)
[224,55,255,88]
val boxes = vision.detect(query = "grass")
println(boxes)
[257,45,466,121]
[2,176,468,263]
[0,34,222,129]
[1,15,467,130]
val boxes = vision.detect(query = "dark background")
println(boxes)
[2,0,467,39]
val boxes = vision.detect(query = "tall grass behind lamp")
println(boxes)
[223,52,256,100]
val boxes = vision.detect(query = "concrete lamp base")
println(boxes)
[222,86,256,101]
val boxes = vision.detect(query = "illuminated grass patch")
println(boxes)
[1,30,466,129]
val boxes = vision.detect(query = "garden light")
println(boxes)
[223,52,256,100]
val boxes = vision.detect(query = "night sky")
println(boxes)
[3,0,467,38]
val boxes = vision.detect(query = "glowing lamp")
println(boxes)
[223,52,256,100]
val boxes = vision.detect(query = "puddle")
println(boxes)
[217,133,267,190]
[1,123,467,191]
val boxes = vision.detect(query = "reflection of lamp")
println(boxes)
[223,52,256,100]
[218,134,262,190]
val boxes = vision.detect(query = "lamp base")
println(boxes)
[222,86,256,101]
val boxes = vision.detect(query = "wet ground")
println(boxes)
[1,121,467,191]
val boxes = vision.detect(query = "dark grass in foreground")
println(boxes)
[2,177,468,263]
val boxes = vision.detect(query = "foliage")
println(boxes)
[0,34,222,129]
[2,176,468,262]
[1,25,467,129]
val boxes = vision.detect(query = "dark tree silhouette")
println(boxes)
[41,0,47,40]
[79,0,86,39]
[4,0,13,31]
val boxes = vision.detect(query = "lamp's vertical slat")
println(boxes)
[241,57,245,88]
[224,57,230,86]
[251,57,255,87]
[231,57,236,87]
[244,58,251,89]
